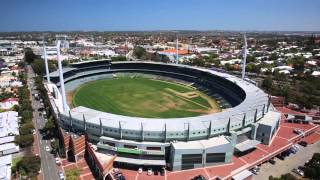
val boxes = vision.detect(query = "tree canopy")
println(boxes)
[304,153,320,179]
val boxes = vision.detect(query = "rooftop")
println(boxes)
[0,111,18,138]
[172,136,230,150]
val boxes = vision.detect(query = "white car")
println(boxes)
[147,168,153,176]
[55,158,61,165]
[138,167,143,174]
[45,146,50,152]
[58,170,65,180]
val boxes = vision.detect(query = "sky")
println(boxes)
[1,0,320,32]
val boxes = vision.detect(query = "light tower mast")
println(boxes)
[176,35,179,64]
[56,40,68,112]
[42,37,50,83]
[241,33,247,80]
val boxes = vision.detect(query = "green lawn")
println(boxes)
[73,77,220,118]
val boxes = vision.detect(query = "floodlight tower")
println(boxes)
[56,40,68,112]
[241,33,248,80]
[42,37,50,83]
[176,35,179,64]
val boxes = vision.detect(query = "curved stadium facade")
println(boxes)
[48,60,281,171]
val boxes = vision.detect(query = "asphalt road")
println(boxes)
[253,141,320,179]
[27,65,60,180]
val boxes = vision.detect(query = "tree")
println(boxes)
[19,122,34,135]
[43,118,57,137]
[304,153,320,179]
[246,55,256,63]
[16,155,41,177]
[133,46,146,59]
[269,53,278,60]
[15,134,34,147]
[262,76,273,92]
[31,59,56,76]
[111,56,127,61]
[291,56,305,73]
[224,63,235,71]
[269,173,297,180]
[51,139,59,153]
[24,48,37,64]
[65,168,81,180]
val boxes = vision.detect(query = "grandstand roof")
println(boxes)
[61,61,269,133]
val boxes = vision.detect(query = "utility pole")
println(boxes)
[241,33,247,80]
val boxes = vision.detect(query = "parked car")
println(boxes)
[192,175,206,180]
[147,168,153,176]
[154,169,159,175]
[298,141,308,147]
[292,168,304,176]
[138,167,143,174]
[289,147,297,154]
[250,166,260,175]
[269,158,276,165]
[276,154,285,160]
[160,168,165,176]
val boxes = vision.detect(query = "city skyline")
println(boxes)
[1,0,320,32]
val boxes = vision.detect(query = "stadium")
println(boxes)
[46,60,280,171]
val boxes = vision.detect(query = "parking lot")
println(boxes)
[254,141,320,179]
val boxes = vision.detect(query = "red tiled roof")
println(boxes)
[1,98,18,103]
[160,49,189,55]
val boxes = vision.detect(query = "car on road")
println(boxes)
[58,170,65,180]
[55,158,61,165]
[45,146,50,152]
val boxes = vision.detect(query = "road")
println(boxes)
[254,141,320,179]
[27,65,60,180]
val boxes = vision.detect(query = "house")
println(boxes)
[0,155,12,180]
[0,98,18,110]
[0,111,19,138]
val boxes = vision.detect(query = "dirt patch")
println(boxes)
[165,88,200,99]
[140,92,186,112]
[186,108,221,114]
[66,90,76,107]
[165,88,221,114]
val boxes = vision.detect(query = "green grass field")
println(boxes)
[73,77,221,118]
